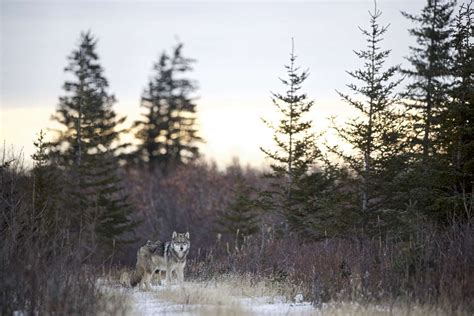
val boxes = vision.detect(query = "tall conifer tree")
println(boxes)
[442,2,473,220]
[401,0,456,223]
[260,40,321,232]
[49,31,134,248]
[402,0,455,158]
[133,43,202,171]
[329,2,407,214]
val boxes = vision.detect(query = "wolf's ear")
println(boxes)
[172,231,177,239]
[185,232,190,239]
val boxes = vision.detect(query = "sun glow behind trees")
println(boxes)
[1,97,355,168]
[1,1,424,168]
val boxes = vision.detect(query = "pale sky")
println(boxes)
[1,0,426,168]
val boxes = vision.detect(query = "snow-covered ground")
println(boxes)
[104,281,314,315]
[102,278,449,316]
[127,288,313,315]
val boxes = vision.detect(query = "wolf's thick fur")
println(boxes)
[131,232,190,289]
[130,240,161,289]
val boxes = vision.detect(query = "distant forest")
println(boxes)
[1,1,473,314]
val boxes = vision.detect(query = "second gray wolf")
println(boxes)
[130,231,190,289]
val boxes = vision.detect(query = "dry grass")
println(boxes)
[142,274,304,316]
[156,282,247,315]
[314,302,453,316]
[153,283,457,315]
[157,274,285,303]
[96,291,130,316]
[110,272,459,315]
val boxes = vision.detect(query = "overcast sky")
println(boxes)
[1,0,426,168]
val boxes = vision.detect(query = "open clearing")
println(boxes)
[101,277,450,316]
[104,281,313,315]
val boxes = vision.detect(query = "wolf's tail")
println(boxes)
[130,266,143,287]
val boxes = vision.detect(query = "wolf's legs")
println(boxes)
[177,266,184,283]
[144,272,152,290]
[139,277,145,290]
[165,267,172,286]
[141,273,147,290]
[154,270,162,286]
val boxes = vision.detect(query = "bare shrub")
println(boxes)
[187,221,474,314]
[0,150,127,315]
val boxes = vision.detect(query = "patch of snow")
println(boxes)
[242,300,314,315]
[103,283,316,315]
[128,289,194,316]
[236,295,314,315]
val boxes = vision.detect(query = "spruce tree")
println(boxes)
[443,2,473,220]
[50,32,127,166]
[292,164,356,240]
[329,2,407,216]
[260,39,321,233]
[401,0,456,223]
[133,43,202,171]
[31,130,63,237]
[49,31,134,248]
[402,0,455,158]
[217,178,259,246]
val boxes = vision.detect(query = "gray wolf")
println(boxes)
[130,231,190,289]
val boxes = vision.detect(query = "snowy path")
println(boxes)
[105,283,315,315]
[103,281,441,316]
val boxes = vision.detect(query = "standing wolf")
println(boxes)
[130,232,190,289]
[130,240,161,289]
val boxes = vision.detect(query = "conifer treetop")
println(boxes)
[261,39,320,182]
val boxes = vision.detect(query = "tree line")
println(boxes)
[5,0,473,257]
[252,0,473,241]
